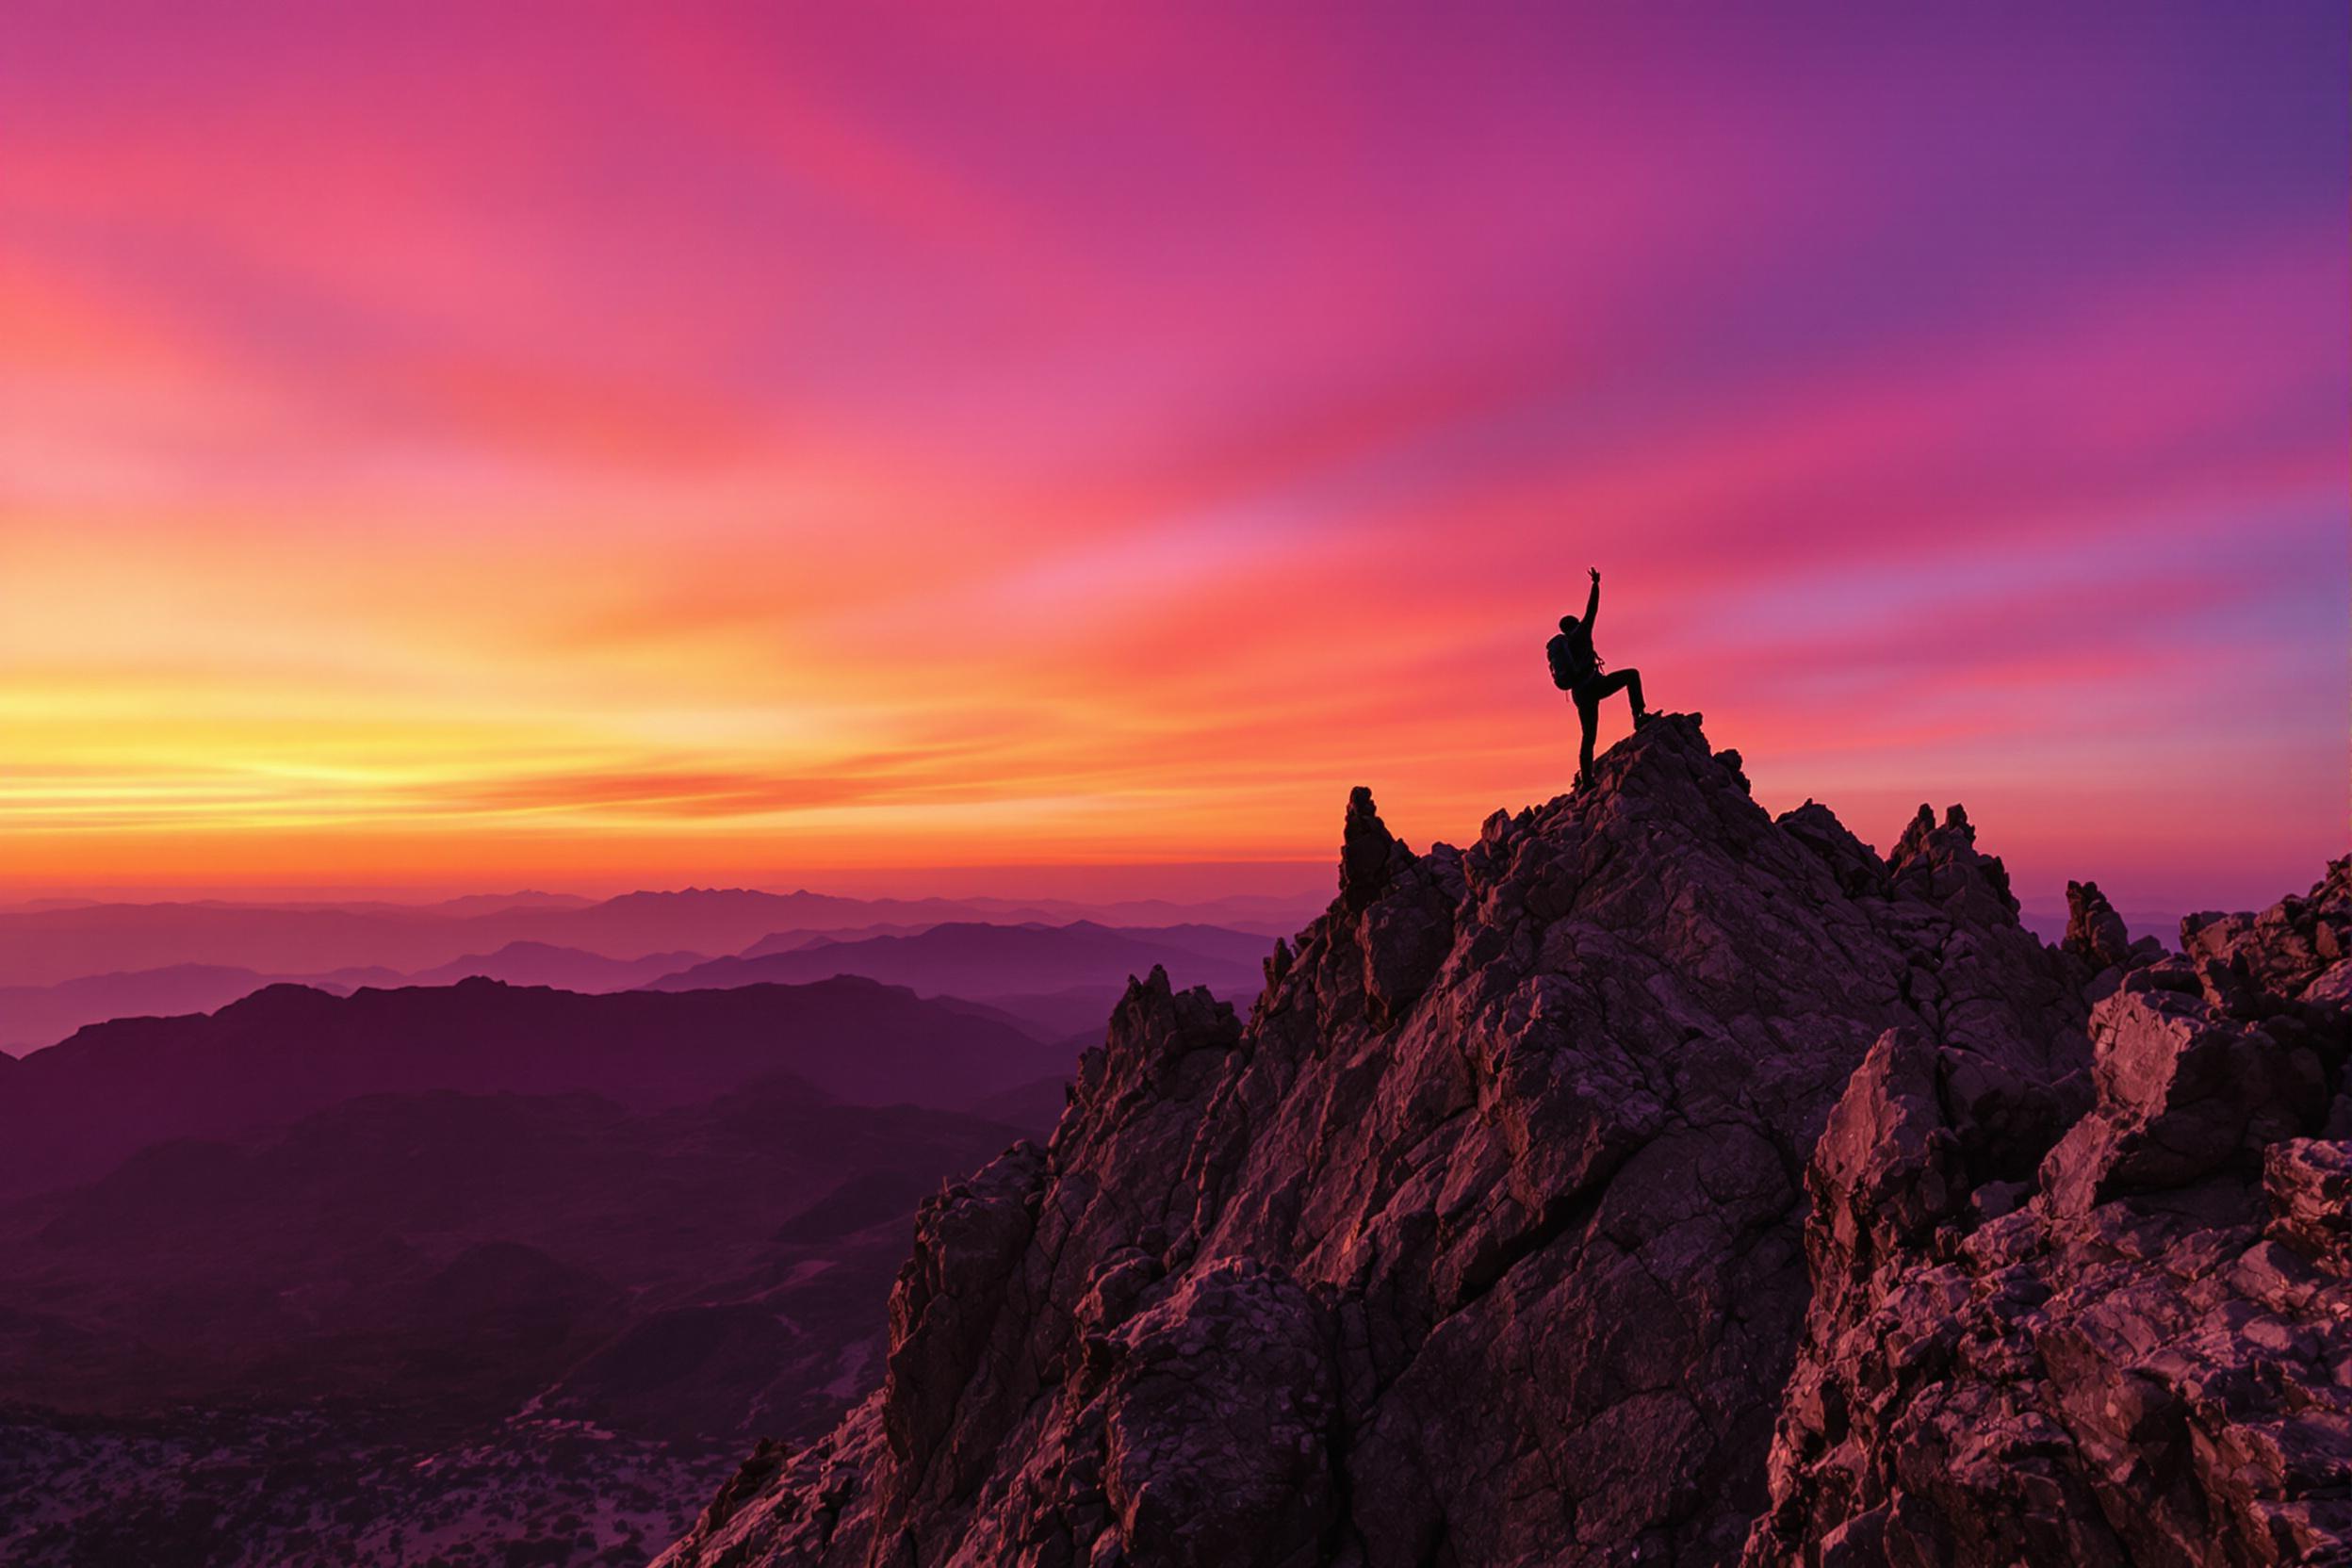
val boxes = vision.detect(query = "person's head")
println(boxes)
[1559,614,1580,635]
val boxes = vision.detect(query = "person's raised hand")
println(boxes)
[1588,566,1601,584]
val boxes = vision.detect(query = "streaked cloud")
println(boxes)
[1,2,2341,906]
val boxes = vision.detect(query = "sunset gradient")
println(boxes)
[4,3,2344,908]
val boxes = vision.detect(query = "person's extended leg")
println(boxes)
[1586,670,1634,708]
[1576,674,1650,787]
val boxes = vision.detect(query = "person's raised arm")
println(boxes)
[1584,566,1600,630]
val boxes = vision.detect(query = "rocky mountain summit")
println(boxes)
[656,714,2349,1568]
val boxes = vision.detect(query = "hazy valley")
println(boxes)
[0,890,1296,1566]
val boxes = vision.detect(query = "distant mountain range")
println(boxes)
[0,944,712,1052]
[0,890,1004,990]
[646,920,1268,1009]
[1,916,1283,1054]
[342,939,713,993]
[0,886,1325,993]
[0,976,1067,1198]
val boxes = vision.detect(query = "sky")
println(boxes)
[2,1,2344,910]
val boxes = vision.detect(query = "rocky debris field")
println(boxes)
[0,1404,740,1568]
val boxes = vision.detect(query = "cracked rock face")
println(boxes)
[656,719,2348,1568]
[1747,859,2352,1568]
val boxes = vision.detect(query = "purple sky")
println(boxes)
[2,2,2344,909]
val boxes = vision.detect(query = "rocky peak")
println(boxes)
[657,716,2348,1568]
[2062,878,2168,1001]
[1887,801,2019,916]
[1338,786,1402,912]
[2063,879,2132,967]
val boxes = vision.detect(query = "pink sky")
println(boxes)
[2,2,2344,910]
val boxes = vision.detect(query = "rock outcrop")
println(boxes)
[2066,878,2168,1000]
[1747,860,2352,1567]
[656,717,2348,1568]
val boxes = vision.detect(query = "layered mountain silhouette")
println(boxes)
[0,973,1083,1564]
[0,943,711,1052]
[0,908,1287,1053]
[0,887,1321,994]
[0,890,974,988]
[656,715,2352,1568]
[0,963,318,1055]
[378,939,712,991]
[0,976,1069,1198]
[644,921,1266,1019]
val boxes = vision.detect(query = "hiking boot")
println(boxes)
[1634,710,1658,730]
[1573,768,1592,792]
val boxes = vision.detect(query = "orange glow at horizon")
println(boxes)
[3,4,2344,910]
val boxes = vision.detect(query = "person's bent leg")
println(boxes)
[1585,670,1634,712]
[1621,668,1649,723]
[1591,669,1650,725]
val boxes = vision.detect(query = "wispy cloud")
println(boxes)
[2,2,2342,905]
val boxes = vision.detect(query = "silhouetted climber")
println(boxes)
[1547,566,1653,788]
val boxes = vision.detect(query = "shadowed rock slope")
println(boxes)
[656,714,2348,1568]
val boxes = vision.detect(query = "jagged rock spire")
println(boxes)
[1339,785,1396,911]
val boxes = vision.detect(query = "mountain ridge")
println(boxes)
[0,916,1285,1053]
[0,976,1069,1199]
[644,921,1268,1006]
[0,888,1321,992]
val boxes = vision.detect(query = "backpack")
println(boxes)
[1546,630,1595,691]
